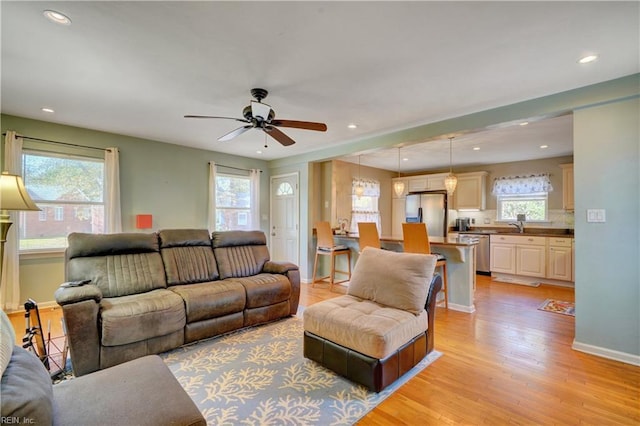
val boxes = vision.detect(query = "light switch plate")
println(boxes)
[587,209,606,223]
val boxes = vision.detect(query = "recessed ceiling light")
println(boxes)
[402,158,409,162]
[473,147,481,151]
[256,150,263,154]
[540,145,549,149]
[43,10,72,25]
[519,122,529,126]
[578,54,598,64]
[347,123,357,129]
[41,107,55,113]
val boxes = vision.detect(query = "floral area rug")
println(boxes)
[538,299,575,316]
[160,316,441,425]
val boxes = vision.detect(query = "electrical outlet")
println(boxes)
[484,218,491,224]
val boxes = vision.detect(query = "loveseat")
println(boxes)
[55,229,300,376]
[0,310,206,425]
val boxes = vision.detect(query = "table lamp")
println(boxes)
[0,172,40,285]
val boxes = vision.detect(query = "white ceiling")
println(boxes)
[1,2,638,171]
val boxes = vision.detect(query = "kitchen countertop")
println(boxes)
[456,227,574,238]
[334,234,479,247]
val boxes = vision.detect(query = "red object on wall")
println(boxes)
[136,214,152,229]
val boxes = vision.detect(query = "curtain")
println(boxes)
[492,173,553,195]
[250,169,260,230]
[207,162,217,232]
[1,131,23,311]
[104,148,122,233]
[350,179,381,233]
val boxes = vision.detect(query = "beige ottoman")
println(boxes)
[303,247,441,392]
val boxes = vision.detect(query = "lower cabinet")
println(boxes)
[490,242,516,274]
[547,237,573,281]
[516,242,546,278]
[490,235,546,278]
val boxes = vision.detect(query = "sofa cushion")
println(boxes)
[159,229,220,285]
[169,281,246,323]
[67,232,167,298]
[229,274,291,309]
[212,231,270,279]
[303,295,428,359]
[1,310,15,376]
[100,289,185,346]
[348,247,437,315]
[1,346,53,424]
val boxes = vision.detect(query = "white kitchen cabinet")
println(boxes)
[407,173,448,192]
[547,237,573,281]
[491,235,546,278]
[453,171,488,210]
[560,163,574,210]
[490,241,516,274]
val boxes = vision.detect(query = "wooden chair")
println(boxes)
[357,222,381,252]
[312,221,352,291]
[402,222,448,309]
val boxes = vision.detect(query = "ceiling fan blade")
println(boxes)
[270,119,327,132]
[265,126,296,146]
[218,125,253,142]
[184,115,250,123]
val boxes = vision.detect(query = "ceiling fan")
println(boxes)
[184,88,327,146]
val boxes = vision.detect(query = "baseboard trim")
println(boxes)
[447,302,476,314]
[572,340,640,366]
[6,300,59,315]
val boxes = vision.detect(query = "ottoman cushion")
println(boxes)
[303,294,427,359]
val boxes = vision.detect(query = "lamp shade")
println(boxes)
[393,180,405,197]
[0,172,40,211]
[444,174,458,195]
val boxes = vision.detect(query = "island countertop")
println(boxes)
[334,233,479,247]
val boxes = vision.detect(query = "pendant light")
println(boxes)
[354,155,365,197]
[444,137,458,195]
[393,147,405,197]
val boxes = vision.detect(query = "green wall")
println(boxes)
[573,98,639,360]
[1,114,270,304]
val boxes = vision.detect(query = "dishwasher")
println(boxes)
[462,233,491,274]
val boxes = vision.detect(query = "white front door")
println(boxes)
[270,173,299,264]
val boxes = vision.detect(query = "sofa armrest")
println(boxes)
[424,273,443,354]
[54,284,102,306]
[262,260,298,274]
[263,261,300,316]
[54,285,102,377]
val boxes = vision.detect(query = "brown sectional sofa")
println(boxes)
[55,229,300,376]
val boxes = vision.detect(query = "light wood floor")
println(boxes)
[11,277,639,424]
[306,276,640,425]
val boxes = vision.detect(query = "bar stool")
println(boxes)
[357,222,381,252]
[312,221,352,291]
[402,222,448,309]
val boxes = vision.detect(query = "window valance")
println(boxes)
[492,173,553,195]
[352,179,380,196]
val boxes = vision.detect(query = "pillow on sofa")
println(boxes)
[1,310,15,376]
[1,346,53,424]
[347,247,437,314]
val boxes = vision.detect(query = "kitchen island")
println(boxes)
[332,234,478,313]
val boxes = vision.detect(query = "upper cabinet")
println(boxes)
[560,163,574,210]
[406,173,448,192]
[453,171,488,210]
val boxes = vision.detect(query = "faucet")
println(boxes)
[509,221,524,233]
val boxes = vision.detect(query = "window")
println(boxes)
[492,174,552,222]
[349,179,381,233]
[215,173,252,231]
[496,193,548,222]
[20,151,105,251]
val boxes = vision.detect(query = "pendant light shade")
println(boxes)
[445,137,457,195]
[393,147,405,197]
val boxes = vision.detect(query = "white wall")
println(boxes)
[573,97,640,362]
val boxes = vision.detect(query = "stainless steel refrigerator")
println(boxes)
[405,190,448,237]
